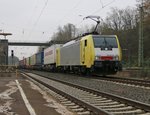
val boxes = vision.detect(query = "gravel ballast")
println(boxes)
[25,70,150,105]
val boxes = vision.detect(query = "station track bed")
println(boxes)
[22,71,150,115]
[20,70,150,105]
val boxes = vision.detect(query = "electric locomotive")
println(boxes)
[56,34,122,75]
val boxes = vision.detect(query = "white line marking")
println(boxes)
[15,80,36,115]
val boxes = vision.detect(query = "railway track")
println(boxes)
[93,75,150,89]
[22,69,150,89]
[22,72,150,115]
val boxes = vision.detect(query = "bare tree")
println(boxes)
[106,8,124,31]
[105,7,138,31]
[51,23,77,42]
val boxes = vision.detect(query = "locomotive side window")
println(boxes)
[85,40,87,46]
[93,36,118,48]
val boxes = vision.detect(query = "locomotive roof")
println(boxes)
[63,34,117,47]
[92,35,117,37]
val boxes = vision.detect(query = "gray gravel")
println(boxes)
[27,70,150,105]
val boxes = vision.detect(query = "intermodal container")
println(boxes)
[44,44,62,65]
[36,51,44,65]
[30,54,36,66]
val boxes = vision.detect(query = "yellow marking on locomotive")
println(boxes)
[115,35,122,61]
[56,48,60,67]
[80,35,95,68]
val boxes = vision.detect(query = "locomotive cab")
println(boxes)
[92,35,122,74]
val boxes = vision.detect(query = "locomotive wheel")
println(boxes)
[80,66,86,75]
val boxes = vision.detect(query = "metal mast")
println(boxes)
[138,0,144,67]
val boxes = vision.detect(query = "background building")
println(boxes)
[0,39,8,65]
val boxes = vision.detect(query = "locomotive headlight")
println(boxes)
[95,56,99,60]
[114,55,119,60]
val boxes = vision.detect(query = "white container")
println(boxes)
[44,44,62,65]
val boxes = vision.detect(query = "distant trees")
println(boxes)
[51,23,77,42]
[100,7,138,32]
[37,23,77,52]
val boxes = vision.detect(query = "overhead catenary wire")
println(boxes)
[100,0,104,8]
[75,0,115,29]
[57,0,83,24]
[28,0,49,38]
[6,0,48,40]
[44,0,115,39]
[46,0,83,36]
[26,0,39,26]
[91,0,115,15]
[33,0,49,27]
[26,0,115,41]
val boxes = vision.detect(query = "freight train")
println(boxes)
[19,34,122,75]
[19,16,122,75]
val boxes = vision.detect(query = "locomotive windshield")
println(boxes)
[93,36,118,48]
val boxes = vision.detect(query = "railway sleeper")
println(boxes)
[82,97,107,101]
[92,99,113,103]
[61,101,72,104]
[59,98,68,101]
[72,108,85,112]
[103,106,133,111]
[77,111,91,115]
[93,101,119,106]
[111,109,143,114]
[85,99,114,104]
[98,104,125,108]
[68,105,80,109]
[139,113,150,115]
[63,103,76,106]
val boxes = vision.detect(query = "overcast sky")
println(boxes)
[0,0,137,60]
